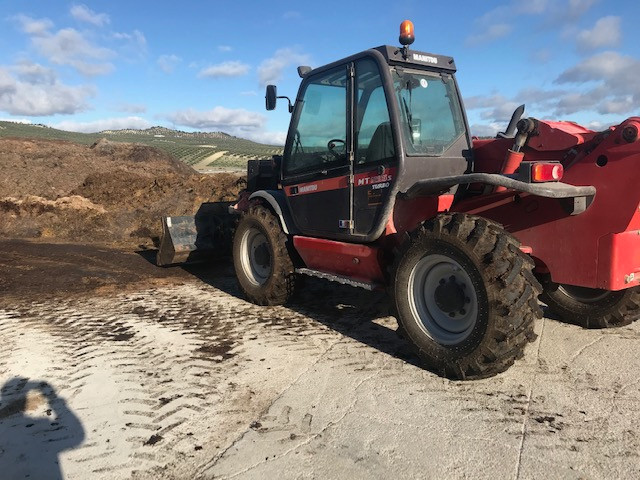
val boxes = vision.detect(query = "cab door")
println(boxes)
[352,57,397,236]
[281,64,353,238]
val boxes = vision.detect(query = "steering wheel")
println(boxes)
[327,139,346,160]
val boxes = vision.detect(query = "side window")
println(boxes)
[355,59,394,165]
[286,67,347,175]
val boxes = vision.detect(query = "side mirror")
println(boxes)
[265,85,277,111]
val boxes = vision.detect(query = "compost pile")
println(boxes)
[0,137,246,248]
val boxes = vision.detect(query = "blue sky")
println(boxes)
[0,0,638,144]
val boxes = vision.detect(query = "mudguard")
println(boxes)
[249,190,299,235]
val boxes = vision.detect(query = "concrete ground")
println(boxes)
[1,261,639,479]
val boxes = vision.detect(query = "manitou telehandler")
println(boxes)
[159,21,640,379]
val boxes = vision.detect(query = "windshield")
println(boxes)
[392,68,466,156]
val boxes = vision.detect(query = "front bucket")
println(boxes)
[157,202,237,266]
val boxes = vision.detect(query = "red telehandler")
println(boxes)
[158,21,640,379]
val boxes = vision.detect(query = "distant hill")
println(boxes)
[100,126,234,139]
[0,121,283,170]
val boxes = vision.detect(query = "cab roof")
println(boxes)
[372,46,457,72]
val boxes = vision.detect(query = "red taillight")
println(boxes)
[531,162,563,182]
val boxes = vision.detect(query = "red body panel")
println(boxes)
[388,195,454,236]
[293,236,385,283]
[597,231,640,290]
[457,117,640,290]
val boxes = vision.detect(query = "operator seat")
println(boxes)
[364,122,394,164]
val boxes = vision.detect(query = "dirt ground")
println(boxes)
[1,240,639,480]
[1,138,639,479]
[0,137,245,248]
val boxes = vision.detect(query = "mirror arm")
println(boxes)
[277,96,294,113]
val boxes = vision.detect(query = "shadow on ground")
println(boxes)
[0,377,85,480]
[137,249,422,368]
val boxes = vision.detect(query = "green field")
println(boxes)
[0,122,283,170]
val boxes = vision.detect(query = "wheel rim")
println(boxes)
[240,226,272,286]
[557,284,612,303]
[408,254,479,345]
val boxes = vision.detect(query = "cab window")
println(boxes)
[285,66,347,175]
[355,58,395,165]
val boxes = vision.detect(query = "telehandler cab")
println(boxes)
[159,21,640,379]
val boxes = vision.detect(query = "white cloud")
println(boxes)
[13,15,53,36]
[166,106,265,130]
[198,61,250,78]
[466,0,548,45]
[0,118,32,124]
[556,51,640,89]
[554,52,640,115]
[218,45,232,52]
[16,16,115,76]
[116,103,147,114]
[467,0,599,45]
[165,106,284,145]
[34,28,115,75]
[157,54,182,73]
[258,48,310,86]
[576,16,621,51]
[244,130,286,145]
[113,30,146,45]
[53,116,152,133]
[12,60,56,85]
[466,24,513,45]
[113,30,147,59]
[0,66,93,116]
[566,0,599,21]
[470,122,502,138]
[70,4,110,27]
[584,120,610,131]
[465,94,523,124]
[466,50,640,128]
[516,0,549,14]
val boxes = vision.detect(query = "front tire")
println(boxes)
[540,280,640,328]
[233,205,296,306]
[392,213,542,380]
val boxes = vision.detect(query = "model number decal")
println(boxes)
[371,182,390,190]
[357,174,392,186]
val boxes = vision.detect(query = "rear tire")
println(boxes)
[540,280,640,328]
[233,205,296,306]
[392,213,542,380]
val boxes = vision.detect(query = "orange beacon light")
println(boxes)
[399,20,415,46]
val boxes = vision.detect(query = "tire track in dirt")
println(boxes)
[0,276,393,479]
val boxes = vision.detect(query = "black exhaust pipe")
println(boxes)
[497,104,525,138]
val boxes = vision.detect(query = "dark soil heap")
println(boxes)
[0,137,246,248]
